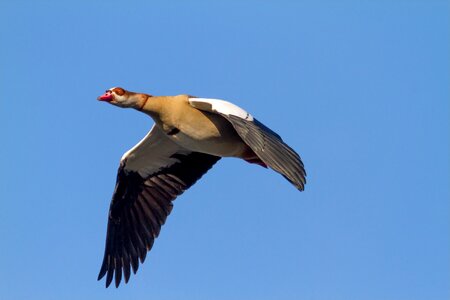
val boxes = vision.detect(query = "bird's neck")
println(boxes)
[133,94,150,111]
[137,94,167,121]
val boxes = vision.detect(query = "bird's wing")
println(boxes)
[98,125,220,288]
[189,98,306,190]
[189,97,254,121]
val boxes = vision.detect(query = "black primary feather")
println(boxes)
[98,152,220,287]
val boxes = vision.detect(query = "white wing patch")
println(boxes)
[121,125,190,178]
[189,98,254,121]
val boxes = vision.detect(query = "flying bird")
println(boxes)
[96,87,306,287]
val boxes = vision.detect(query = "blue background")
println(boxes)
[1,1,448,299]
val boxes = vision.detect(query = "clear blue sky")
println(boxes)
[0,1,448,299]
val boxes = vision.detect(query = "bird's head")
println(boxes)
[97,87,148,109]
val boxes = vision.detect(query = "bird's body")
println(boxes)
[144,95,250,158]
[96,87,306,288]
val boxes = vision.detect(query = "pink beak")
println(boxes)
[97,91,113,102]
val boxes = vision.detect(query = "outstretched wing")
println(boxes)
[98,125,220,288]
[189,98,306,190]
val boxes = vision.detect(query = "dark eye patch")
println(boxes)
[113,87,125,96]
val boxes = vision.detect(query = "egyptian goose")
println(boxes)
[96,87,306,287]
